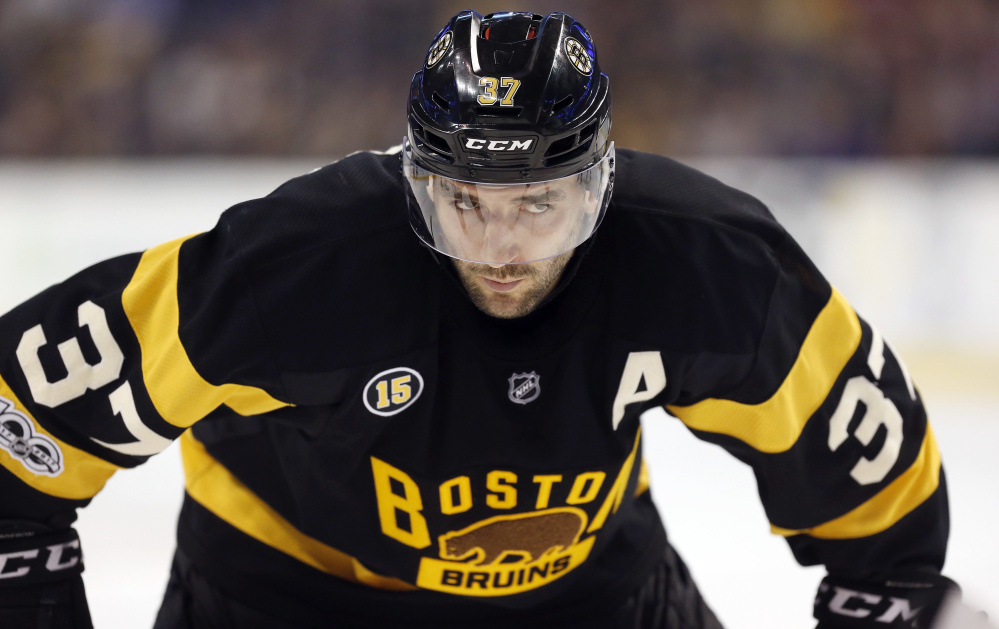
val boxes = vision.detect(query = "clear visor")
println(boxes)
[403,139,614,265]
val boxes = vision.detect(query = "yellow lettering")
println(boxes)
[375,381,390,409]
[566,471,606,505]
[390,375,411,404]
[532,474,563,509]
[416,537,596,596]
[499,77,521,106]
[477,77,498,105]
[370,456,431,549]
[486,470,518,509]
[439,475,473,515]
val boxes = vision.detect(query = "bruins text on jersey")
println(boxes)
[0,9,964,629]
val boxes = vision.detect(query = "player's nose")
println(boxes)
[481,220,520,267]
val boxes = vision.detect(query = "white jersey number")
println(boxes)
[15,301,170,456]
[16,301,123,408]
[827,325,916,485]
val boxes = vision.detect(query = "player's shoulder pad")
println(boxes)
[611,148,785,247]
[594,149,815,354]
[212,148,409,268]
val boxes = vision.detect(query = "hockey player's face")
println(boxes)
[431,178,592,318]
[430,178,597,265]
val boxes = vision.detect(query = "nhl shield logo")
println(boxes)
[508,372,540,405]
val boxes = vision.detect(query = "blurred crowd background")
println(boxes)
[1,0,998,158]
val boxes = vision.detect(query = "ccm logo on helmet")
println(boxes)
[464,138,535,152]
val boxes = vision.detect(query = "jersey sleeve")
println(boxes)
[664,232,946,580]
[0,218,290,532]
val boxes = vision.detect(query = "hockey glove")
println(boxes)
[0,524,92,628]
[814,572,958,629]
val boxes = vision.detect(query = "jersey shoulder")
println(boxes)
[173,149,438,384]
[216,149,411,268]
[611,148,783,244]
[597,149,830,381]
[606,148,798,298]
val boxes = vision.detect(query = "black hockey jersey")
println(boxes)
[0,149,947,625]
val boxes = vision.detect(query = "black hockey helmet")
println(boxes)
[403,10,614,265]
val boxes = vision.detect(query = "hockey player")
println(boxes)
[0,9,983,628]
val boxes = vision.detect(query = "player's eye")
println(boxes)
[525,202,552,214]
[453,190,478,211]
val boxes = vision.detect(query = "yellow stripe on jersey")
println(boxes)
[0,375,120,499]
[122,236,290,428]
[666,287,860,454]
[634,459,650,497]
[180,431,415,590]
[771,424,941,539]
[587,427,641,533]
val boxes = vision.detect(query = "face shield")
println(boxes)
[403,139,615,266]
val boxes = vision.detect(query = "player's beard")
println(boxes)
[452,251,574,319]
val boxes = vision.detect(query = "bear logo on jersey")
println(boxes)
[373,429,643,597]
[508,372,540,404]
[439,508,586,565]
[419,507,596,595]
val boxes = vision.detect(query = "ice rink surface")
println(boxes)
[2,159,996,627]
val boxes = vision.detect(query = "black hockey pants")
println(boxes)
[152,544,723,629]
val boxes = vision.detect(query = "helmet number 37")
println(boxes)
[477,77,521,106]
